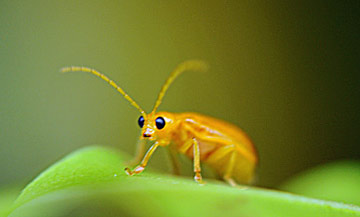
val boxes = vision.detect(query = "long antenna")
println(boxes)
[152,60,208,113]
[61,66,146,114]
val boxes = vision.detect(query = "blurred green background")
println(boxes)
[0,0,359,189]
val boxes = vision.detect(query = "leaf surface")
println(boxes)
[9,146,360,217]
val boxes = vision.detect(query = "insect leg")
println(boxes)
[125,141,160,176]
[192,138,204,184]
[126,139,146,166]
[223,151,238,187]
[178,139,194,153]
[167,147,181,176]
[190,132,256,163]
[205,145,234,164]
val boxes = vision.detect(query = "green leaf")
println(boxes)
[0,185,23,217]
[9,146,360,217]
[13,146,125,207]
[279,161,360,206]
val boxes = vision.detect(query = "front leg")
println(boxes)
[125,141,160,176]
[192,138,204,184]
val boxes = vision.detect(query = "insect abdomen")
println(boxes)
[205,145,257,184]
[172,112,257,184]
[190,140,256,184]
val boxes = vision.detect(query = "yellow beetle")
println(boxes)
[62,60,258,186]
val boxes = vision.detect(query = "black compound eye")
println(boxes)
[138,116,144,128]
[155,117,165,130]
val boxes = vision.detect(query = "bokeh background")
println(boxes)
[0,0,359,189]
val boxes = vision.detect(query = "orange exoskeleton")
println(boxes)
[61,60,258,186]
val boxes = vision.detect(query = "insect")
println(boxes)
[61,60,258,186]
